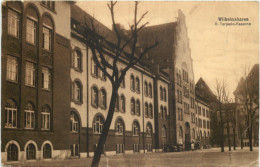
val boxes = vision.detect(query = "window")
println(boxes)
[120,95,125,113]
[5,99,17,128]
[42,67,51,90]
[120,69,125,88]
[131,98,135,115]
[115,94,119,112]
[91,58,98,77]
[160,86,163,100]
[130,75,135,91]
[145,102,148,117]
[147,144,152,152]
[133,121,140,136]
[70,112,79,133]
[198,106,201,115]
[115,119,124,135]
[8,9,19,37]
[7,144,18,161]
[183,86,189,98]
[43,26,51,51]
[135,77,140,93]
[100,68,105,80]
[160,106,163,119]
[190,97,195,108]
[164,107,167,119]
[179,126,183,138]
[192,129,195,139]
[43,144,52,159]
[207,121,210,129]
[25,103,35,129]
[100,89,106,108]
[6,56,18,82]
[144,81,148,96]
[41,105,50,130]
[41,1,55,11]
[149,104,153,118]
[133,144,140,152]
[178,108,183,121]
[91,87,98,107]
[26,18,36,44]
[146,123,152,137]
[93,115,104,134]
[162,126,166,137]
[25,62,35,87]
[206,110,209,117]
[184,102,189,114]
[148,83,152,98]
[136,100,140,116]
[73,81,82,103]
[73,50,82,71]
[70,144,79,157]
[163,88,167,101]
[116,144,124,154]
[203,108,205,116]
[26,144,36,160]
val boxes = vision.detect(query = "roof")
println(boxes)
[137,22,177,70]
[195,77,217,104]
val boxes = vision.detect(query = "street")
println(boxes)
[4,147,259,167]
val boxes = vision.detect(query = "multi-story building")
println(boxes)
[138,10,196,149]
[234,64,259,147]
[195,78,215,146]
[1,1,73,163]
[1,1,202,163]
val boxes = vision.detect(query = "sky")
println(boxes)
[77,1,259,99]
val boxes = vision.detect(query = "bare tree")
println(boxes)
[223,93,232,151]
[235,65,259,151]
[215,79,228,152]
[77,2,158,167]
[230,107,237,150]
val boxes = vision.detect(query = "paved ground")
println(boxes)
[3,147,259,167]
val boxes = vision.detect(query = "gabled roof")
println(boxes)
[137,22,176,70]
[195,77,217,104]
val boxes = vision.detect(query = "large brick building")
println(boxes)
[1,1,202,163]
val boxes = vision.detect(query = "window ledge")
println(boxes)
[73,67,83,73]
[25,84,36,88]
[74,101,83,105]
[91,104,98,108]
[91,74,98,78]
[26,41,36,47]
[8,34,20,39]
[42,88,51,92]
[6,79,18,84]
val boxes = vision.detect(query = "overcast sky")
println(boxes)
[77,1,259,99]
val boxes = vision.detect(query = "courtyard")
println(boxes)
[3,147,259,167]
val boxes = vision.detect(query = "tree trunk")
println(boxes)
[219,110,224,152]
[91,86,119,167]
[233,127,236,150]
[241,136,243,150]
[249,118,253,151]
[227,126,231,151]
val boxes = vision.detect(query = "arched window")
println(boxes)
[70,112,79,133]
[144,81,148,96]
[115,118,124,135]
[164,107,167,119]
[25,102,35,129]
[43,144,52,159]
[73,81,82,103]
[41,105,50,130]
[162,125,167,138]
[5,99,17,128]
[91,86,98,107]
[26,6,38,45]
[74,50,82,70]
[163,88,167,101]
[93,115,104,134]
[136,99,140,116]
[160,106,164,119]
[148,83,152,98]
[100,89,106,109]
[135,77,140,93]
[91,57,99,77]
[160,86,163,100]
[133,121,140,136]
[149,103,153,118]
[146,123,152,137]
[145,102,148,117]
[192,128,195,139]
[7,144,18,161]
[131,98,135,115]
[120,95,125,113]
[179,126,183,138]
[42,16,53,51]
[26,143,36,160]
[130,75,135,91]
[120,69,125,88]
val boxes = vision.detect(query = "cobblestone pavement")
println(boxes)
[3,147,259,167]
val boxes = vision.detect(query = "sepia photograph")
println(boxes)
[1,1,259,167]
